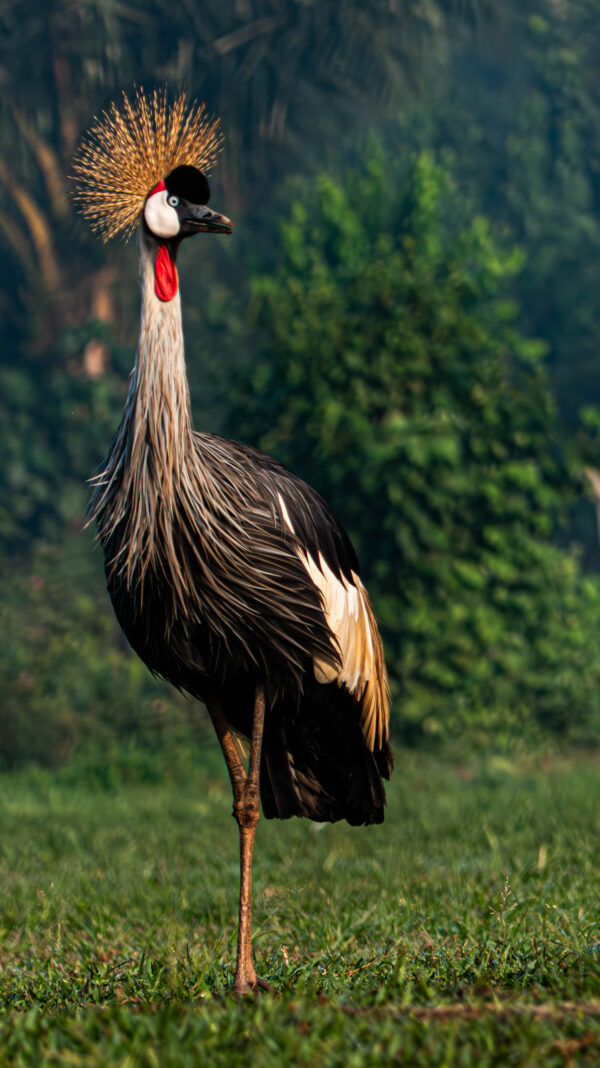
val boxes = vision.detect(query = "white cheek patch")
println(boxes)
[143,190,180,239]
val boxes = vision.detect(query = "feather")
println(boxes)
[297,550,390,750]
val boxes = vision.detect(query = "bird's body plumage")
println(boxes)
[90,232,391,827]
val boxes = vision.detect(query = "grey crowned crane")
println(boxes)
[72,88,393,995]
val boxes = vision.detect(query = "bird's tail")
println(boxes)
[259,683,392,827]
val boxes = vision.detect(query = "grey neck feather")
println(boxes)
[129,229,192,482]
[88,226,195,585]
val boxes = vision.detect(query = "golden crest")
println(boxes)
[72,87,223,241]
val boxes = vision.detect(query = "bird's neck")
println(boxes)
[88,230,196,582]
[126,232,193,484]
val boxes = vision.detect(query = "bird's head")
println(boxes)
[142,165,233,302]
[72,89,234,304]
[143,165,233,242]
[72,88,232,245]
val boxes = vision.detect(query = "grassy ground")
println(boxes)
[1,746,600,1066]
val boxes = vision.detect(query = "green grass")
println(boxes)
[1,746,600,1065]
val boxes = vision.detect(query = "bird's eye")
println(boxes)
[168,195,179,208]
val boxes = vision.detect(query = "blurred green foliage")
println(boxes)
[230,152,600,743]
[424,0,600,438]
[0,538,207,770]
[1,0,600,765]
[0,321,126,546]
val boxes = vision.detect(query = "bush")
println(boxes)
[0,538,210,770]
[228,150,600,744]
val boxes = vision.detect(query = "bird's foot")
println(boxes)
[232,972,274,997]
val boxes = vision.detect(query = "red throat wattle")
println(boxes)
[154,243,179,302]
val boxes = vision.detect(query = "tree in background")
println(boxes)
[426,0,600,427]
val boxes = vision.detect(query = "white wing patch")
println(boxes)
[277,492,295,534]
[276,491,390,751]
[300,550,390,752]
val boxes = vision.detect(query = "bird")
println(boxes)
[72,87,393,996]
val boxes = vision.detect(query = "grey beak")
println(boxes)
[182,205,234,235]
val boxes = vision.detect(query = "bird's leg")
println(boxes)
[233,685,267,995]
[206,688,269,995]
[206,694,247,799]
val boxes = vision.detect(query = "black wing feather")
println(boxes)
[211,435,360,582]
